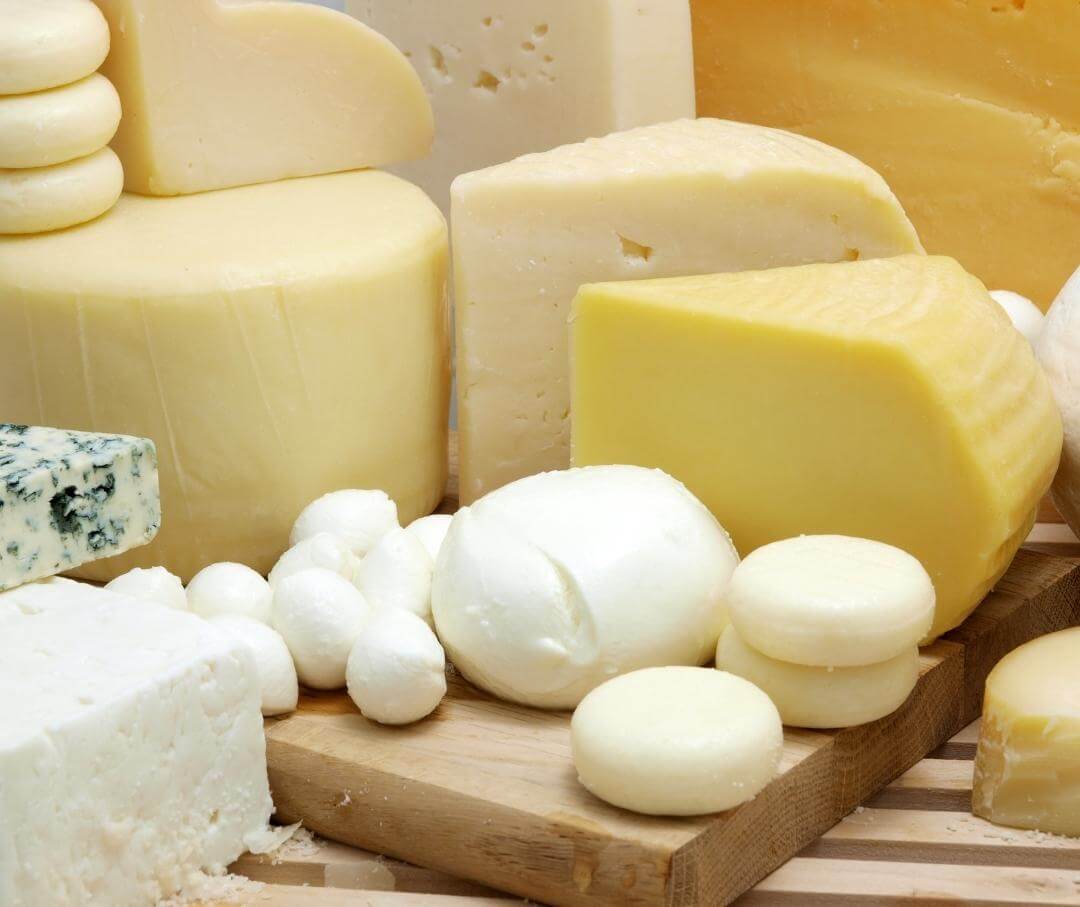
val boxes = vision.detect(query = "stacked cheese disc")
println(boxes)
[0,0,123,233]
[716,535,936,728]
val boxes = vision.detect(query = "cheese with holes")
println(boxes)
[0,169,449,582]
[572,256,1062,639]
[0,578,274,906]
[452,117,923,501]
[973,627,1080,836]
[92,0,433,196]
[0,424,160,591]
[691,0,1080,310]
[345,0,695,215]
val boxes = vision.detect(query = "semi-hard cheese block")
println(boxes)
[0,578,275,905]
[572,256,1062,639]
[0,169,449,582]
[93,0,433,196]
[0,424,160,591]
[691,0,1080,309]
[452,118,923,502]
[973,628,1080,836]
[0,0,110,95]
[345,0,695,215]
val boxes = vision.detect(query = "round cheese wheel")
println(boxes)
[725,535,935,668]
[0,73,121,168]
[716,626,919,729]
[571,666,783,816]
[0,0,111,95]
[0,146,122,234]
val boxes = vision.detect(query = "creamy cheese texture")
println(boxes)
[452,117,923,501]
[0,424,160,592]
[92,0,433,196]
[572,256,1062,640]
[0,170,450,582]
[0,0,110,95]
[0,578,274,906]
[345,0,695,215]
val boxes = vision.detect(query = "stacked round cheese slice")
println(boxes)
[716,535,935,729]
[0,0,123,233]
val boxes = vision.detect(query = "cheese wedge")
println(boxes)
[92,0,433,196]
[571,256,1062,639]
[452,117,923,502]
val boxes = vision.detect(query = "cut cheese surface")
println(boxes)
[93,0,433,196]
[572,256,1062,639]
[0,0,110,95]
[452,117,923,502]
[973,628,1080,836]
[691,0,1080,309]
[0,170,449,582]
[345,0,695,215]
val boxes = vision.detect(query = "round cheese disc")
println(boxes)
[0,73,121,168]
[725,535,935,668]
[716,626,920,729]
[0,146,122,234]
[571,666,783,816]
[0,0,111,95]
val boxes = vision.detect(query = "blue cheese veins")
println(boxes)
[0,424,161,591]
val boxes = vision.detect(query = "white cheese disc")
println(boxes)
[354,526,433,622]
[186,562,273,624]
[724,535,935,667]
[0,146,122,234]
[989,290,1045,348]
[105,566,186,611]
[269,533,360,589]
[405,513,452,563]
[571,666,782,816]
[0,0,110,95]
[290,489,399,557]
[716,626,920,729]
[210,614,299,716]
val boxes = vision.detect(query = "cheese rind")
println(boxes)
[0,0,110,95]
[452,117,923,501]
[572,256,1062,639]
[0,424,160,591]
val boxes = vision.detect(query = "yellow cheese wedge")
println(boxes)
[0,0,110,95]
[452,117,923,503]
[571,256,1062,639]
[691,0,1080,310]
[92,0,434,196]
[0,147,123,234]
[0,170,449,582]
[973,628,1080,836]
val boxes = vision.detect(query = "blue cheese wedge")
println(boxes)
[0,424,160,591]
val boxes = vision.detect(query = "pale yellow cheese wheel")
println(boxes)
[0,0,111,95]
[0,74,122,168]
[0,147,123,234]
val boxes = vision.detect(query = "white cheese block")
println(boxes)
[0,578,274,906]
[0,0,110,95]
[345,0,695,216]
[452,118,924,501]
[0,423,160,592]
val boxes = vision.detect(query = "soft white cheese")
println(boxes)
[106,566,187,611]
[268,533,360,589]
[186,562,273,623]
[290,489,399,557]
[355,527,434,623]
[210,615,299,716]
[990,289,1045,347]
[404,513,452,563]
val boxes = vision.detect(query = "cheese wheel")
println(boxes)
[716,626,919,729]
[0,0,111,95]
[0,74,121,169]
[725,535,935,667]
[571,666,783,816]
[0,146,122,234]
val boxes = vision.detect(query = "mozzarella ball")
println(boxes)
[289,489,398,556]
[186,562,272,623]
[432,465,739,709]
[355,527,433,622]
[105,566,187,611]
[405,513,453,563]
[272,568,374,690]
[269,533,360,588]
[990,289,1045,347]
[211,614,298,716]
[571,667,782,815]
[346,609,447,725]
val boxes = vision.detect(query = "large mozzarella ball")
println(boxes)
[289,489,398,556]
[346,609,446,725]
[405,513,452,562]
[211,614,298,716]
[355,527,433,622]
[186,562,272,623]
[106,566,187,611]
[990,289,1045,347]
[432,465,739,709]
[272,568,374,690]
[269,533,360,588]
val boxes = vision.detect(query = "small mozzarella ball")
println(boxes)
[272,568,374,690]
[405,513,453,563]
[269,533,360,588]
[211,614,298,716]
[990,289,1045,347]
[289,489,398,556]
[106,566,187,611]
[355,527,433,622]
[186,562,273,623]
[346,609,446,725]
